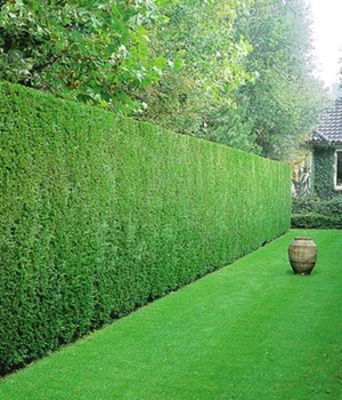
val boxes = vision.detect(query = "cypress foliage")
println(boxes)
[0,82,291,374]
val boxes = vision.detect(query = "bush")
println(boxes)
[0,82,291,374]
[292,196,342,229]
[317,196,342,216]
[291,213,337,229]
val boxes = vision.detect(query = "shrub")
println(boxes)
[317,196,342,216]
[291,213,336,229]
[292,196,342,229]
[292,195,319,214]
[0,82,291,374]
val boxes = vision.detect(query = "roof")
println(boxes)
[310,98,342,146]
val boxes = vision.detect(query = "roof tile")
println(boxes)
[311,98,342,145]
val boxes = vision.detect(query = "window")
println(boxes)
[336,150,342,190]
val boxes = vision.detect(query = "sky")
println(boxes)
[308,0,342,89]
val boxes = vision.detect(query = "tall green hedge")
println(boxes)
[0,82,291,374]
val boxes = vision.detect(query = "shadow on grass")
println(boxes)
[285,269,319,276]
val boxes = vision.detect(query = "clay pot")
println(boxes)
[288,237,317,275]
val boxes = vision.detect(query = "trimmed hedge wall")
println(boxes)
[0,82,291,374]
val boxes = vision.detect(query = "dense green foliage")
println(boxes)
[1,230,341,399]
[0,0,328,159]
[140,0,328,159]
[292,195,342,229]
[0,0,252,119]
[293,144,342,228]
[312,147,341,199]
[137,0,254,145]
[232,0,329,159]
[0,0,167,114]
[0,82,291,374]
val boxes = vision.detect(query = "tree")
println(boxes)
[1,0,329,159]
[136,0,254,146]
[137,0,328,158]
[0,0,166,114]
[205,101,259,153]
[234,0,329,160]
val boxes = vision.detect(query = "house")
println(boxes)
[309,97,342,199]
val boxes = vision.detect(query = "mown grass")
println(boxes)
[0,229,341,399]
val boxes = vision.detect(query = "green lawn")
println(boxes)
[1,229,341,399]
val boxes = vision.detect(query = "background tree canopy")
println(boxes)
[140,0,329,159]
[0,0,330,160]
[136,0,254,142]
[0,0,167,114]
[233,0,330,159]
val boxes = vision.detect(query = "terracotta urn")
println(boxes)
[288,237,317,275]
